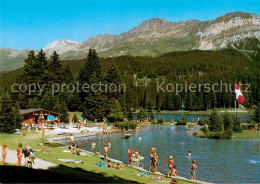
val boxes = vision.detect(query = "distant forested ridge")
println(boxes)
[0,49,260,116]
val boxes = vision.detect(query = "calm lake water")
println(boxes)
[133,113,249,123]
[60,126,260,183]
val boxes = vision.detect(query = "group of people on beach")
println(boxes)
[69,136,197,182]
[127,146,140,166]
[2,143,35,167]
[130,145,197,181]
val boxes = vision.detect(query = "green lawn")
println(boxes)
[0,132,196,184]
[233,130,260,139]
[193,129,260,139]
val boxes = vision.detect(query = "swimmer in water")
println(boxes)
[91,140,96,147]
[187,150,191,157]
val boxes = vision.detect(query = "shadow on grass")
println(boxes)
[0,164,140,183]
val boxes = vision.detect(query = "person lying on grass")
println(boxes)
[115,163,122,170]
[106,160,123,169]
[107,160,115,168]
[75,147,90,157]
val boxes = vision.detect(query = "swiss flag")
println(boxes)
[235,83,245,104]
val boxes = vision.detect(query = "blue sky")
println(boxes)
[1,0,259,50]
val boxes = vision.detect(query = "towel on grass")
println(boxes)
[152,178,169,183]
[57,158,83,164]
[137,171,149,177]
[96,162,107,168]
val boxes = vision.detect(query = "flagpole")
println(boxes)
[234,82,237,123]
[235,99,237,123]
[182,100,183,118]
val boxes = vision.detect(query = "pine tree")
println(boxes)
[78,49,101,85]
[252,103,260,124]
[63,64,74,83]
[60,101,69,123]
[41,91,57,110]
[52,101,61,113]
[27,97,39,108]
[222,112,233,139]
[47,51,63,84]
[16,49,49,108]
[138,107,147,121]
[108,100,124,122]
[81,72,106,121]
[126,105,133,120]
[13,102,22,130]
[35,49,48,85]
[0,92,19,133]
[210,91,217,108]
[78,49,105,121]
[104,65,122,99]
[233,114,242,133]
[150,109,155,120]
[209,109,223,132]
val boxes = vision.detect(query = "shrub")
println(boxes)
[198,118,210,126]
[114,121,137,130]
[209,109,223,132]
[233,115,242,133]
[200,126,206,132]
[208,132,222,139]
[176,115,187,125]
[157,116,164,124]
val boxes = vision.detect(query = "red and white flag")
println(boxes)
[235,83,245,104]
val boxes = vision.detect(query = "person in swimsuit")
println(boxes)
[167,155,174,177]
[149,146,157,172]
[187,150,191,157]
[135,149,140,160]
[16,143,22,166]
[108,141,112,148]
[91,140,96,147]
[170,179,178,184]
[2,144,7,165]
[107,160,114,168]
[150,145,156,153]
[191,160,197,180]
[104,144,109,160]
[127,147,133,166]
[172,165,178,176]
[115,163,122,169]
[70,137,76,152]
[153,152,158,173]
[95,150,100,155]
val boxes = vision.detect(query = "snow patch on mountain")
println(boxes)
[43,40,79,55]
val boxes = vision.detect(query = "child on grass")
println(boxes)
[2,144,7,165]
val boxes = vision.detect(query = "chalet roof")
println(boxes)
[20,108,61,115]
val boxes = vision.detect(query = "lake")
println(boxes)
[60,126,260,183]
[133,113,249,123]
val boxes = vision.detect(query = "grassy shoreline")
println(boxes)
[0,132,198,184]
[193,129,260,139]
[154,108,248,115]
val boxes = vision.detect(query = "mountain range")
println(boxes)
[1,11,259,72]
